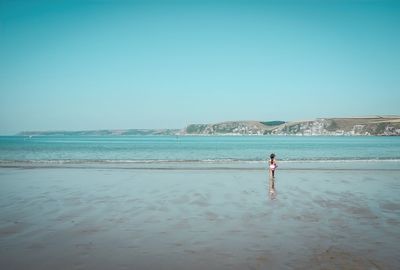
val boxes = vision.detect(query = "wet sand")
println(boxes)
[0,168,399,269]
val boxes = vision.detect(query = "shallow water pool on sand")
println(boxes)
[0,168,399,269]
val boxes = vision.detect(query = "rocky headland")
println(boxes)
[18,116,400,136]
[182,116,400,136]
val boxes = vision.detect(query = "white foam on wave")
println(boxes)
[1,158,400,173]
[1,158,400,165]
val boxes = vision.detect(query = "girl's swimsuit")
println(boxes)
[269,164,276,170]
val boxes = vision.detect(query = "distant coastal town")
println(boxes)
[18,116,400,136]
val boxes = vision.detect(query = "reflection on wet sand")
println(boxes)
[1,168,399,270]
[268,176,276,200]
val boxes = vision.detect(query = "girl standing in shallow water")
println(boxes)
[269,153,278,178]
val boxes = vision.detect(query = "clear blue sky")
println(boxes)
[1,0,399,134]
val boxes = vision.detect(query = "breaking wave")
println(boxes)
[1,158,400,171]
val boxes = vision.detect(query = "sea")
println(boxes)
[1,135,399,170]
[1,135,400,269]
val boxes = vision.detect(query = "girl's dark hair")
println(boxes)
[270,153,275,159]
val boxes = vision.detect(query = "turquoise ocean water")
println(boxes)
[0,136,399,169]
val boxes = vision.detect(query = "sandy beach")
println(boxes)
[0,167,399,270]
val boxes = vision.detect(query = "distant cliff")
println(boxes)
[18,129,180,136]
[182,116,400,136]
[183,121,283,135]
[272,117,400,136]
[17,116,400,136]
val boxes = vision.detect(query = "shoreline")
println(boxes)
[1,160,400,171]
